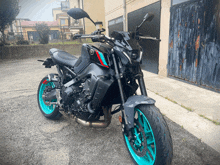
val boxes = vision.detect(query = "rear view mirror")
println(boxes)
[143,13,154,22]
[136,12,154,31]
[67,8,89,19]
[67,8,95,25]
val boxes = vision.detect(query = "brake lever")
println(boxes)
[91,30,98,35]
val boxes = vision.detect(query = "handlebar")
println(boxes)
[73,32,160,46]
[138,36,161,41]
[72,34,82,40]
[73,33,115,46]
[73,34,104,39]
[73,28,107,40]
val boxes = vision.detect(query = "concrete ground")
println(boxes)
[141,70,220,152]
[142,71,220,122]
[0,58,220,165]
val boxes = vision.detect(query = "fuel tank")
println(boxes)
[74,43,112,74]
[89,43,113,68]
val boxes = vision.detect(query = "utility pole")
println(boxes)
[123,0,126,31]
[19,19,23,40]
[82,0,85,34]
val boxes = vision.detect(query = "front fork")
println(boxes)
[111,53,148,135]
[112,53,148,102]
[137,65,148,96]
[112,53,127,125]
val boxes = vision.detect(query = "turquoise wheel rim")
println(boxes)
[124,108,156,165]
[39,79,56,114]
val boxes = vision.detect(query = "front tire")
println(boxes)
[37,76,62,120]
[123,105,173,165]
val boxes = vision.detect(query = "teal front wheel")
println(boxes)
[37,75,62,120]
[123,105,173,165]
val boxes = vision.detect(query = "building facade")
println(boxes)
[104,0,220,90]
[3,18,31,40]
[52,4,83,39]
[105,0,170,76]
[20,20,60,41]
[53,0,106,35]
[3,0,106,42]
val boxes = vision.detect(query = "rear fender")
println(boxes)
[124,95,155,129]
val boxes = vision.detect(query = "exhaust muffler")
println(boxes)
[75,106,112,128]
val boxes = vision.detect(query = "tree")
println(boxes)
[0,0,19,45]
[35,23,50,44]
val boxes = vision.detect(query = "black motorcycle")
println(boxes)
[37,8,173,165]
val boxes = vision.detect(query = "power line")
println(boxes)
[105,0,136,16]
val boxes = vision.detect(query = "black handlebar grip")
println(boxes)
[73,34,82,40]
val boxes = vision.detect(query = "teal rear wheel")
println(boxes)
[123,105,173,165]
[37,76,62,120]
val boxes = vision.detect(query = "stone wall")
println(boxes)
[0,44,82,60]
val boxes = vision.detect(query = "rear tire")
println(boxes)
[37,76,62,120]
[123,105,173,165]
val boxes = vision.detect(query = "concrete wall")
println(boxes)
[68,0,106,35]
[83,0,106,34]
[0,44,82,61]
[69,0,80,9]
[158,0,171,76]
[105,0,159,35]
[52,9,62,21]
[105,0,123,35]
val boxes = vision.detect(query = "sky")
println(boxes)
[16,0,190,21]
[16,0,63,21]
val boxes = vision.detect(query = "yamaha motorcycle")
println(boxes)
[37,8,173,165]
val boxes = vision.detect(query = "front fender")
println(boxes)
[124,95,155,129]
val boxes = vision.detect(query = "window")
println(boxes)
[109,20,115,26]
[108,16,123,26]
[172,0,190,6]
[60,19,65,26]
[115,17,123,24]
[61,1,70,11]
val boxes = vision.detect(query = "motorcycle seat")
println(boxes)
[49,48,78,67]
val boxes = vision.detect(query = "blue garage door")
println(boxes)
[168,0,220,90]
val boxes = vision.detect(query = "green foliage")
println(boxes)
[0,0,19,44]
[181,104,193,112]
[199,114,220,125]
[35,23,50,44]
[15,35,24,41]
[47,39,92,45]
[16,40,29,45]
[48,41,81,45]
[0,42,10,46]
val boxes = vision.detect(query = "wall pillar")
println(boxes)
[158,0,171,76]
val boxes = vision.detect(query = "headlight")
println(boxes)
[131,53,138,59]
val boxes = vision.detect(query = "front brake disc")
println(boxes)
[129,119,148,157]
